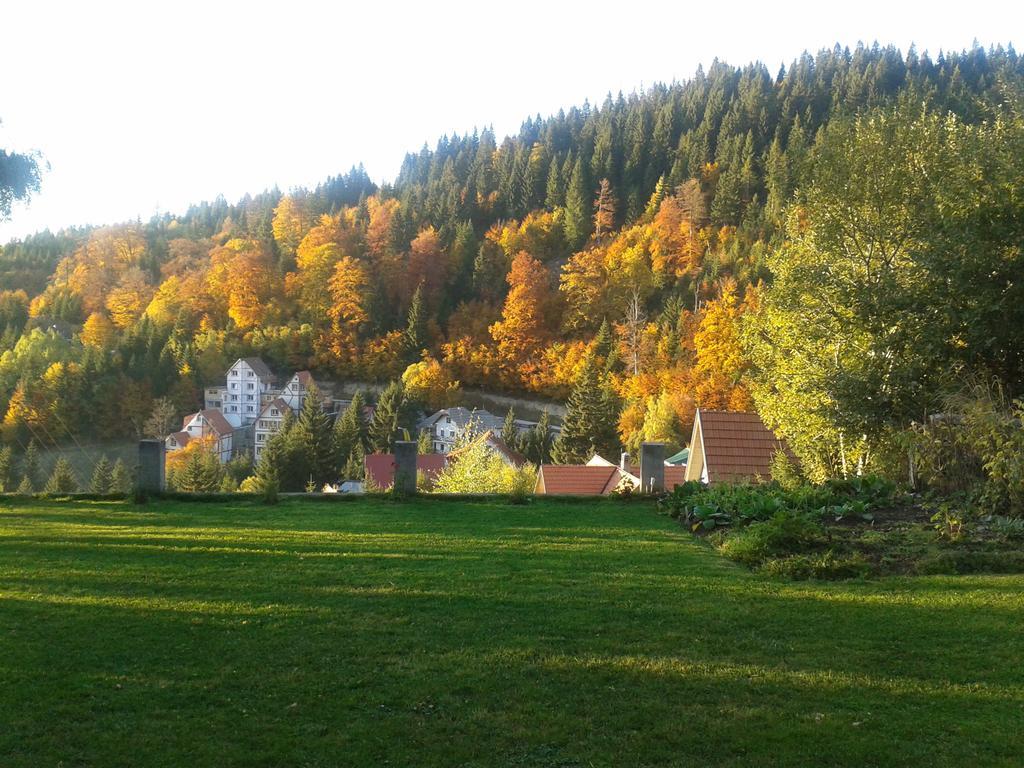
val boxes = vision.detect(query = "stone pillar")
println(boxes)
[640,442,666,494]
[138,439,166,493]
[393,441,418,495]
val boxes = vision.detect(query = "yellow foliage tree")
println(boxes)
[81,312,116,348]
[401,356,461,410]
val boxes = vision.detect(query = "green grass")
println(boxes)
[1,497,1022,767]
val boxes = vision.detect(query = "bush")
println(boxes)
[717,512,826,566]
[761,551,873,580]
[915,550,1024,575]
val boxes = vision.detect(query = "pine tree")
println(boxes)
[417,429,433,454]
[593,319,613,360]
[109,459,132,494]
[368,380,412,453]
[20,441,41,492]
[551,355,620,464]
[91,455,113,493]
[333,391,367,472]
[404,283,426,361]
[291,385,336,486]
[563,156,592,249]
[16,476,34,494]
[0,445,13,492]
[342,442,366,482]
[44,457,78,494]
[173,448,222,492]
[501,408,520,451]
[524,410,553,465]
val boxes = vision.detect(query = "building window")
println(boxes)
[247,406,254,413]
[445,416,451,424]
[270,409,278,416]
[257,434,265,442]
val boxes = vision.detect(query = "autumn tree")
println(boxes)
[593,178,617,238]
[489,252,558,365]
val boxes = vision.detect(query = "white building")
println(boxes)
[253,397,290,461]
[280,371,316,412]
[218,358,276,428]
[167,409,235,463]
[418,407,505,454]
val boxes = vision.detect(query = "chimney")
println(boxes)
[640,442,666,494]
[620,452,630,471]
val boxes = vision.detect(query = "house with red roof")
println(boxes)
[683,409,794,484]
[169,409,235,463]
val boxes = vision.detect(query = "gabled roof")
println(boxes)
[419,407,503,432]
[689,409,792,483]
[257,397,291,419]
[289,371,315,387]
[364,454,448,490]
[535,465,628,495]
[166,431,191,448]
[184,409,234,437]
[233,357,274,379]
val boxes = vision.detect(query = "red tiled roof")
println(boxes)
[364,454,448,490]
[258,397,290,418]
[183,408,234,437]
[536,465,627,495]
[294,371,314,387]
[166,431,191,448]
[665,466,687,489]
[697,410,792,483]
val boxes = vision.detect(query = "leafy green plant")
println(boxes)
[717,512,826,566]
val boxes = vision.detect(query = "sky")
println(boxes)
[1,0,1020,241]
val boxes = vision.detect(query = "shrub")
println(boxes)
[761,551,873,580]
[717,512,826,566]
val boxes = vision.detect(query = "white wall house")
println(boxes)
[175,409,234,463]
[253,397,290,461]
[280,371,316,412]
[418,407,506,453]
[221,358,276,428]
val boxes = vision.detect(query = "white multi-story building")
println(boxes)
[216,358,277,428]
[253,397,290,461]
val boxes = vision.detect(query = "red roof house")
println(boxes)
[683,409,793,484]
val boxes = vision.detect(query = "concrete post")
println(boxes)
[393,441,418,495]
[138,439,166,493]
[640,442,666,494]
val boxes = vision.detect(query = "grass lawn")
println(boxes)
[1,497,1022,767]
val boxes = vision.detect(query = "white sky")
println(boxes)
[1,0,1020,241]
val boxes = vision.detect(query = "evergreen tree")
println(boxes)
[109,459,132,494]
[91,455,113,493]
[563,156,592,249]
[403,283,426,361]
[501,408,520,451]
[291,385,336,486]
[20,441,41,492]
[16,476,34,494]
[44,457,78,494]
[417,429,433,454]
[173,448,222,492]
[524,410,553,465]
[0,445,13,492]
[333,391,367,470]
[368,380,414,453]
[342,442,366,482]
[551,355,620,464]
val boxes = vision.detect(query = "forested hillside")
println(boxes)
[0,42,1021,475]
